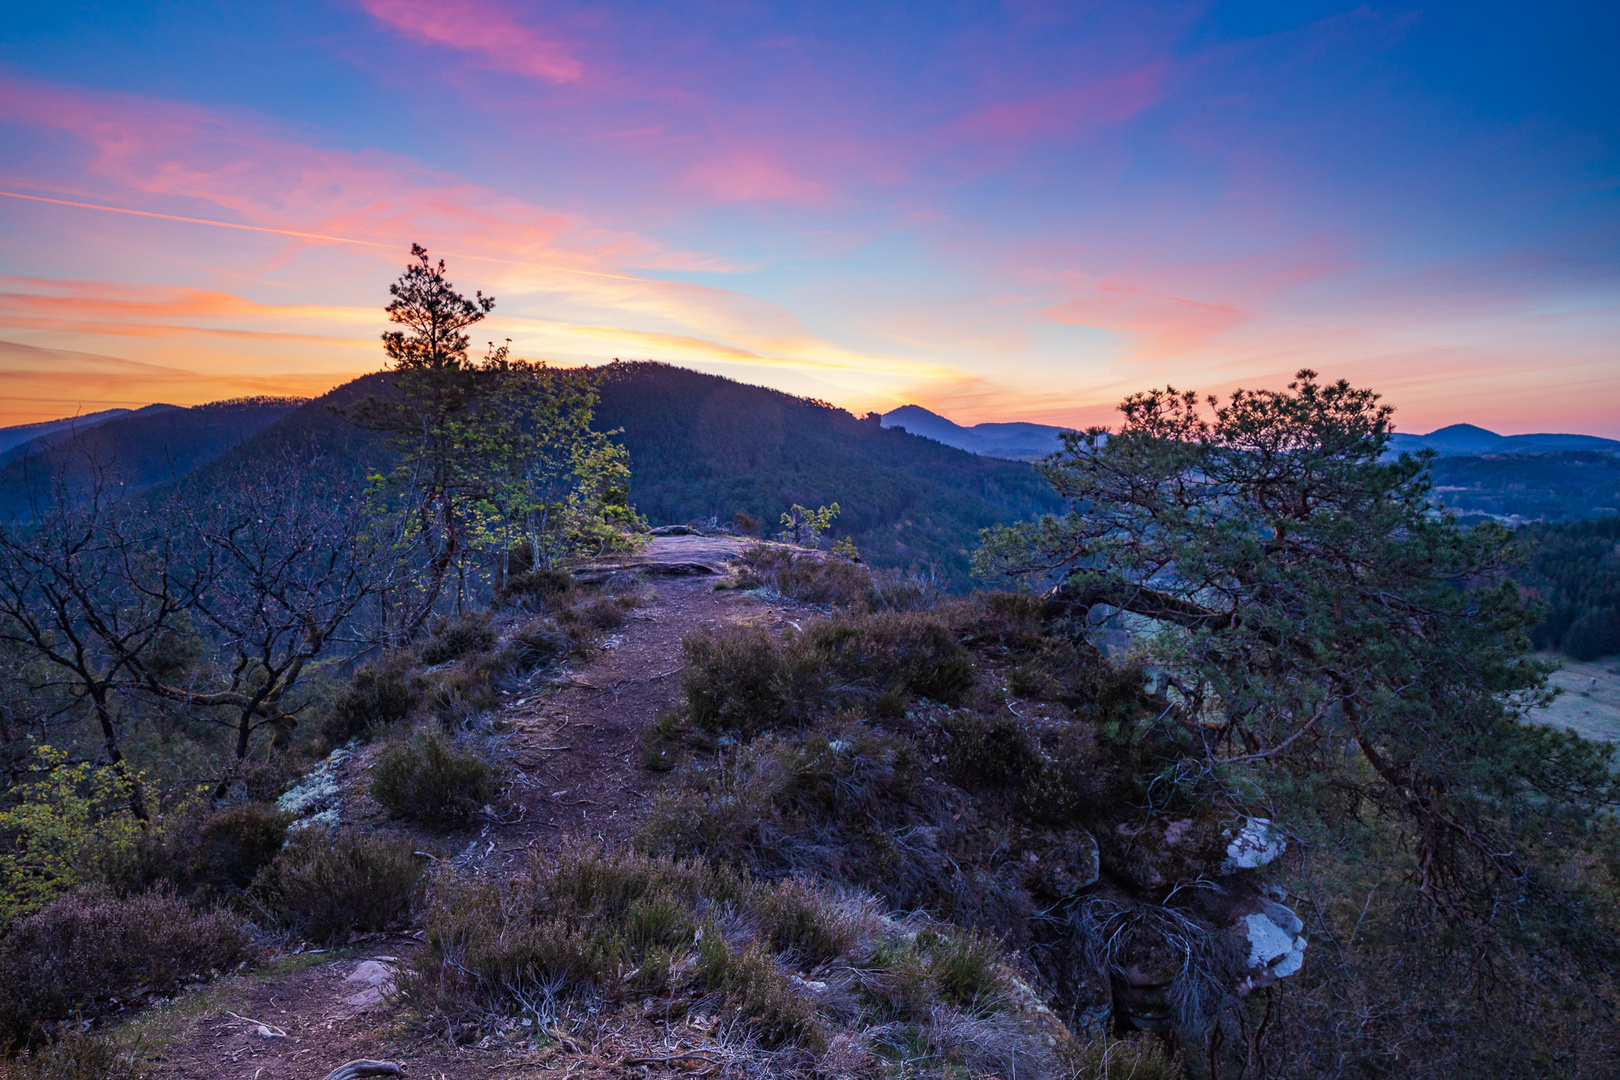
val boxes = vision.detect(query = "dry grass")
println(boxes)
[405,846,1057,1075]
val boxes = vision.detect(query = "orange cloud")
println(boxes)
[359,0,582,82]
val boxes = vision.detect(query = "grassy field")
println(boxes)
[1527,652,1620,744]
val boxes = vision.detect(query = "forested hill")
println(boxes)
[0,398,304,520]
[592,363,1061,584]
[193,363,1059,587]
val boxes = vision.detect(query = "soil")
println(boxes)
[142,537,820,1080]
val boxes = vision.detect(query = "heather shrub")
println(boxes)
[501,619,573,672]
[0,1027,146,1079]
[678,611,972,736]
[420,615,497,665]
[370,734,502,829]
[322,658,416,746]
[499,566,574,608]
[406,847,1042,1062]
[248,827,422,944]
[98,801,290,901]
[0,887,251,1049]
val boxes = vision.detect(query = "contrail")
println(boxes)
[0,188,708,290]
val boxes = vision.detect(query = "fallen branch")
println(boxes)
[321,1062,405,1080]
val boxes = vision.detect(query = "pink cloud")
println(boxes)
[683,148,831,205]
[359,0,583,83]
[1043,279,1248,357]
[953,63,1168,142]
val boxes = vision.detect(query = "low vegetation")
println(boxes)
[0,887,252,1051]
[247,827,424,946]
[408,846,1056,1074]
[370,733,503,828]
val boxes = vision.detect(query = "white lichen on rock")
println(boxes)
[1222,816,1284,871]
[277,746,352,830]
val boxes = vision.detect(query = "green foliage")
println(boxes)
[0,887,251,1051]
[0,746,143,929]
[247,827,423,945]
[779,501,839,547]
[369,733,502,829]
[976,370,1620,934]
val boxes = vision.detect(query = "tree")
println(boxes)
[976,371,1619,936]
[128,456,405,788]
[337,243,495,636]
[779,502,840,547]
[475,346,641,574]
[0,458,210,820]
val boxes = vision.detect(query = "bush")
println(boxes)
[0,747,142,929]
[248,827,423,945]
[0,1027,145,1080]
[678,611,973,736]
[420,616,497,666]
[369,734,502,829]
[406,847,1038,1058]
[499,566,575,609]
[322,659,416,746]
[0,887,251,1050]
[98,802,290,902]
[501,619,573,672]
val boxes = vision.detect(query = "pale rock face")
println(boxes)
[1234,902,1307,991]
[1222,817,1284,872]
[342,958,397,1009]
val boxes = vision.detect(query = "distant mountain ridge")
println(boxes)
[881,405,1620,462]
[1386,424,1620,456]
[880,405,1069,460]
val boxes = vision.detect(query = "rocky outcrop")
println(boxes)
[1030,813,1305,1037]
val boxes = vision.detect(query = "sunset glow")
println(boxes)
[2,2,1616,433]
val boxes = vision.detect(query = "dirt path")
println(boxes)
[493,573,785,852]
[146,541,819,1079]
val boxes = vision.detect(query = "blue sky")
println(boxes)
[1,1,1616,434]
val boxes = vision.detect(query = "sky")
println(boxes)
[1,1,1617,435]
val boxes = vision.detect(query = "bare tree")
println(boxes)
[0,458,211,819]
[130,456,408,792]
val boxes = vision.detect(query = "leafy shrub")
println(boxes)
[98,802,290,902]
[420,616,497,665]
[370,734,502,828]
[248,827,423,945]
[0,887,251,1050]
[0,746,142,929]
[322,659,416,746]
